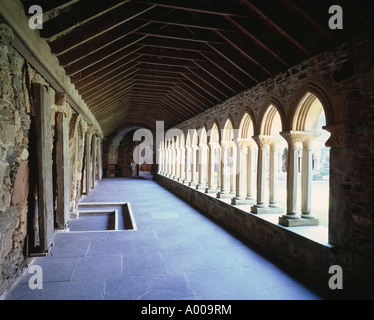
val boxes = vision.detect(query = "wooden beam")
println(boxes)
[66,44,143,77]
[239,0,311,56]
[59,23,149,66]
[137,46,207,61]
[40,0,130,39]
[49,2,155,55]
[138,36,213,52]
[33,83,54,252]
[214,30,272,76]
[55,112,70,228]
[139,0,247,17]
[225,15,289,68]
[136,55,199,69]
[80,71,136,97]
[137,8,235,32]
[74,62,139,91]
[135,23,224,44]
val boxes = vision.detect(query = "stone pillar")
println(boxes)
[167,146,172,177]
[161,147,166,175]
[174,147,181,180]
[189,145,198,186]
[184,146,191,184]
[206,143,217,193]
[172,146,177,179]
[301,132,321,219]
[158,148,162,174]
[279,131,319,227]
[216,147,221,190]
[55,112,69,229]
[323,123,346,246]
[217,141,229,198]
[268,136,282,208]
[251,135,270,210]
[229,145,236,195]
[197,144,207,189]
[179,146,185,181]
[246,146,255,201]
[232,139,250,205]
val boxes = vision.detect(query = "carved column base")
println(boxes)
[279,216,319,227]
[205,187,218,194]
[216,191,231,199]
[196,183,206,190]
[231,197,254,205]
[251,205,284,214]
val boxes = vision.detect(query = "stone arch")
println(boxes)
[257,95,286,135]
[239,111,255,140]
[287,80,335,130]
[222,117,234,141]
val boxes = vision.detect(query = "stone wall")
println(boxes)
[0,23,31,294]
[157,31,374,298]
[0,23,91,295]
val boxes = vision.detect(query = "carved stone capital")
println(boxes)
[280,131,305,147]
[323,123,346,148]
[252,135,271,149]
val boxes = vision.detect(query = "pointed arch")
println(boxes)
[222,118,234,141]
[288,81,335,130]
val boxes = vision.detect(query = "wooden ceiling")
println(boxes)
[21,0,372,137]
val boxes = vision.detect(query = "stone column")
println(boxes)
[279,131,319,226]
[184,146,191,184]
[179,146,185,181]
[217,141,229,198]
[171,143,176,179]
[174,147,179,179]
[301,132,321,219]
[216,147,221,191]
[206,142,217,193]
[197,143,207,189]
[268,136,282,208]
[245,145,255,202]
[232,139,249,205]
[162,147,166,175]
[279,131,302,221]
[229,145,236,195]
[251,135,270,211]
[167,145,172,177]
[189,145,198,186]
[158,148,162,174]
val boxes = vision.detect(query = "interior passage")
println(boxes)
[6,175,322,300]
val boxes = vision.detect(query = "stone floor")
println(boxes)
[6,173,324,300]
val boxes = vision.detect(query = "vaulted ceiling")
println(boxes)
[21,0,372,137]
